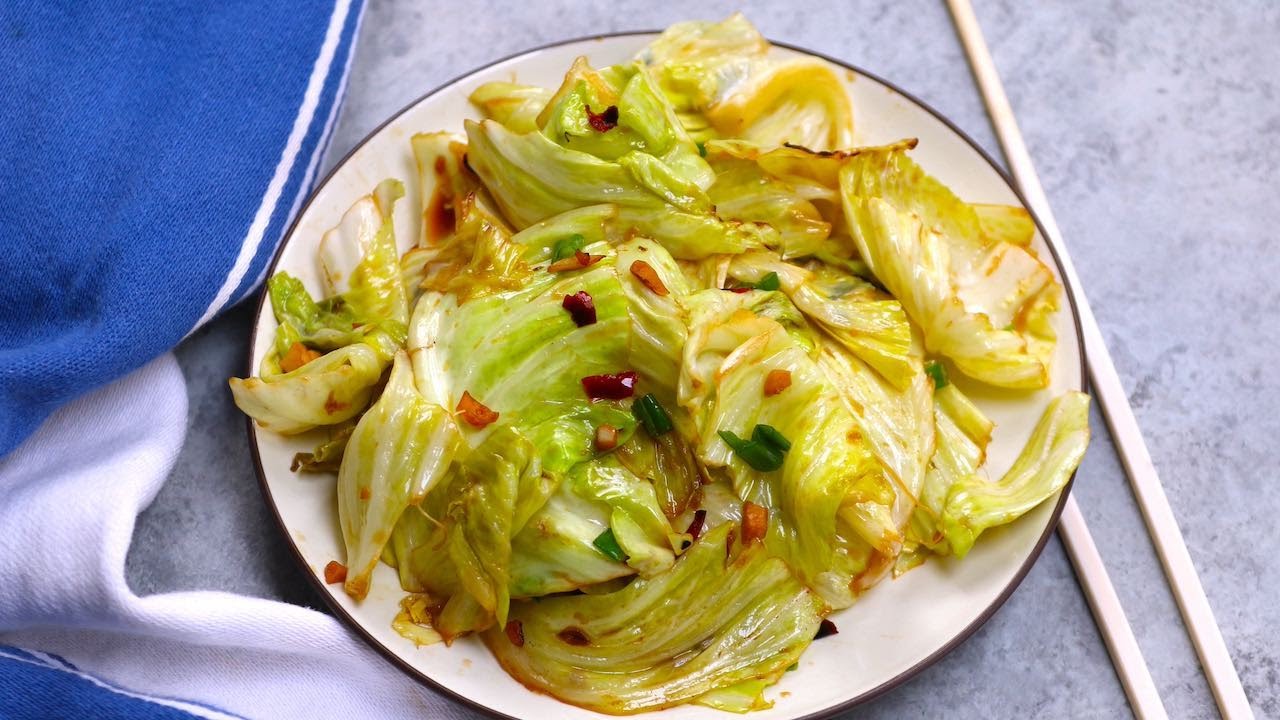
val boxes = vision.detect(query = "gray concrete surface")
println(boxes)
[125,1,1280,717]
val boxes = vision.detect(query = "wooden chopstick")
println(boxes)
[945,2,1253,718]
[1058,497,1167,718]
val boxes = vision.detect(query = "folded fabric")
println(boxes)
[0,0,363,456]
[0,355,473,719]
[0,1,475,717]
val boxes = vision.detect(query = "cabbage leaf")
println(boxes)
[840,145,1062,388]
[941,391,1090,557]
[464,58,760,260]
[507,474,632,598]
[317,178,410,341]
[728,251,917,389]
[680,290,899,608]
[408,245,631,437]
[469,81,553,134]
[704,142,833,259]
[815,343,934,545]
[336,352,460,599]
[485,524,823,714]
[638,14,854,149]
[231,178,415,431]
[973,203,1036,247]
[230,343,386,434]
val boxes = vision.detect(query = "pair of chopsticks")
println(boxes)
[945,2,1253,718]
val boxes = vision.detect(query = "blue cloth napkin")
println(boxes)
[0,3,467,719]
[0,0,364,456]
[0,646,247,720]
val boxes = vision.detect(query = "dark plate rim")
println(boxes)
[245,29,1091,720]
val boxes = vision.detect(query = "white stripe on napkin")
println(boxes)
[192,0,354,332]
[244,0,367,296]
[0,648,245,720]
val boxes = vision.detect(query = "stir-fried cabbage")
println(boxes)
[940,391,1091,557]
[230,179,410,432]
[469,82,553,134]
[638,14,854,149]
[704,141,834,259]
[909,382,995,554]
[464,59,764,261]
[728,251,917,389]
[680,289,900,608]
[230,343,386,434]
[840,143,1061,389]
[337,353,460,599]
[318,178,410,339]
[407,241,632,430]
[230,14,1091,715]
[485,524,823,714]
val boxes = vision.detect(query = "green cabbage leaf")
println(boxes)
[230,179,412,432]
[704,140,837,259]
[728,251,917,389]
[464,58,761,260]
[840,143,1061,389]
[485,524,823,714]
[469,81,553,134]
[638,14,854,149]
[680,290,899,608]
[941,391,1090,557]
[336,352,461,599]
[230,343,386,434]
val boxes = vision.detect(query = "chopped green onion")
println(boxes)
[751,423,791,452]
[728,271,781,293]
[925,361,949,390]
[551,233,586,262]
[718,430,785,472]
[592,528,627,563]
[696,141,707,158]
[632,393,673,436]
[753,272,780,291]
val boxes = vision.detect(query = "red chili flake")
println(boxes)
[725,286,751,294]
[358,487,371,501]
[581,371,637,400]
[764,369,792,396]
[595,424,619,451]
[585,105,619,132]
[726,527,738,559]
[280,342,320,373]
[323,561,347,584]
[456,391,499,428]
[557,627,591,646]
[685,509,708,541]
[505,620,525,647]
[814,619,839,639]
[323,391,349,415]
[562,291,597,326]
[741,501,769,545]
[548,250,604,273]
[629,260,669,296]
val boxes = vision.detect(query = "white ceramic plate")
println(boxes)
[248,32,1086,720]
